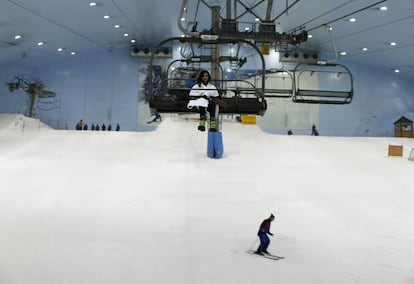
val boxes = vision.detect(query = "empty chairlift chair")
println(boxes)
[292,62,354,104]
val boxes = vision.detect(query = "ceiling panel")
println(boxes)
[0,0,413,79]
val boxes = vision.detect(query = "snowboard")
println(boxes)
[207,131,223,159]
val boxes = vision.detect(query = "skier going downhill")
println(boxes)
[256,214,275,255]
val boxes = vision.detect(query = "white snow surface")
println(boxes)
[1,114,414,284]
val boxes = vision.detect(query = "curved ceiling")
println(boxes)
[1,0,413,79]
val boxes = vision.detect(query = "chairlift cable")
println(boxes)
[305,0,387,33]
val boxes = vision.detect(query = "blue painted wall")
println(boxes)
[319,59,414,136]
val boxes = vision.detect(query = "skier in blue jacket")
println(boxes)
[256,214,275,255]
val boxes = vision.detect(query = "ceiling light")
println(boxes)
[244,27,250,31]
[379,6,388,11]
[89,2,97,6]
[390,42,397,46]
[123,33,129,37]
[180,17,185,22]
[57,48,64,52]
[362,47,368,52]
[255,18,260,22]
[394,69,400,73]
[339,51,347,56]
[307,34,313,38]
[14,35,22,40]
[70,51,76,56]
[37,41,44,46]
[349,18,356,22]
[130,39,136,43]
[104,15,110,19]
[114,24,121,29]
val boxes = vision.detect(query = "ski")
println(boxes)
[247,250,284,260]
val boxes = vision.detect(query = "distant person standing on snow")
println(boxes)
[76,119,83,130]
[256,214,275,255]
[311,124,319,136]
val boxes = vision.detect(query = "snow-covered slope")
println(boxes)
[0,113,51,131]
[0,115,414,284]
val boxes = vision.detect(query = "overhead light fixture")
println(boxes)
[339,51,347,56]
[114,24,121,29]
[307,34,313,38]
[57,48,64,52]
[70,51,76,56]
[104,15,110,19]
[37,41,44,46]
[130,39,136,43]
[389,42,397,46]
[349,18,356,22]
[14,35,22,40]
[379,6,388,11]
[89,2,97,6]
[362,47,368,52]
[394,69,400,73]
[123,33,129,37]
[180,17,185,22]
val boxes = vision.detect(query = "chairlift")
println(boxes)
[292,62,354,104]
[263,70,294,98]
[148,37,267,115]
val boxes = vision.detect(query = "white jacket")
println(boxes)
[187,82,219,109]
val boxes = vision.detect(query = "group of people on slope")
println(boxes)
[287,124,320,136]
[76,120,120,131]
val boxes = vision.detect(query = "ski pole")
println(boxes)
[248,238,259,251]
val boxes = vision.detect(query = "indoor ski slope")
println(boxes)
[1,114,414,284]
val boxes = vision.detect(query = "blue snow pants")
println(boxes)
[257,233,270,253]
